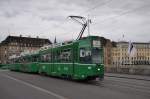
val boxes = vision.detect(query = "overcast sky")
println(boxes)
[0,0,150,43]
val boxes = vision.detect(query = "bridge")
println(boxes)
[0,70,150,99]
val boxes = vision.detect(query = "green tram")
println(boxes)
[9,36,104,80]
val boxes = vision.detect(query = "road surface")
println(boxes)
[0,70,150,99]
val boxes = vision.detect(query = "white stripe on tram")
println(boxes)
[39,62,96,66]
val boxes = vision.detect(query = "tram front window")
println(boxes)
[92,40,103,64]
[92,48,102,64]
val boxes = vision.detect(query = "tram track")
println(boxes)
[105,79,150,92]
[105,74,150,81]
[104,76,150,88]
[78,77,150,97]
[101,76,150,97]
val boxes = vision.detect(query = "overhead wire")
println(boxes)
[53,0,113,38]
[80,0,113,15]
[81,1,150,35]
[94,3,150,35]
[49,1,150,40]
[93,4,150,25]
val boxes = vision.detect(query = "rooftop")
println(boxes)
[0,35,52,46]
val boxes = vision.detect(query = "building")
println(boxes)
[93,37,113,66]
[103,39,112,66]
[0,35,51,64]
[111,41,150,66]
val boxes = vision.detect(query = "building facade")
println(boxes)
[111,41,150,66]
[103,39,112,66]
[0,36,51,64]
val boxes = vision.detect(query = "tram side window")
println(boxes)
[32,56,39,62]
[60,49,71,62]
[57,52,61,62]
[47,54,52,62]
[18,57,23,63]
[80,48,86,57]
[18,57,22,63]
[41,54,51,62]
[80,48,91,63]
[14,59,17,63]
[9,59,13,64]
[22,58,25,63]
[14,58,20,63]
[52,51,60,62]
[27,57,32,62]
[23,57,30,63]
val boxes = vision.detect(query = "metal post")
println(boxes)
[87,15,91,36]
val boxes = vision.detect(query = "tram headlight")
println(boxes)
[98,68,100,71]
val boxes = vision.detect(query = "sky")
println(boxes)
[0,0,150,43]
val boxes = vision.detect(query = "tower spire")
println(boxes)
[54,36,57,44]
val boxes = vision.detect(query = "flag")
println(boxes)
[128,41,137,57]
[128,41,133,54]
